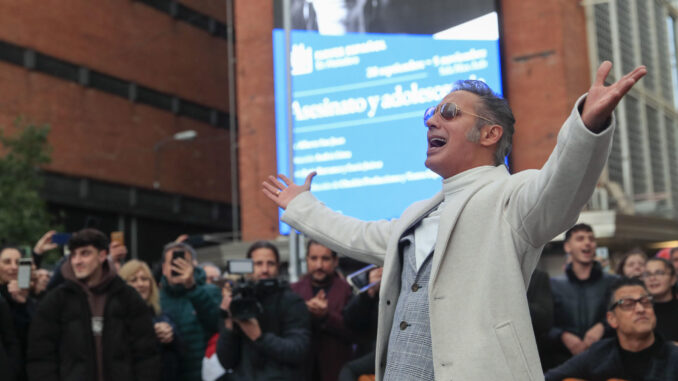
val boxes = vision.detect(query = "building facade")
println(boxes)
[234,0,678,270]
[0,0,236,263]
[2,0,677,268]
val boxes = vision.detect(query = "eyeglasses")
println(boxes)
[640,271,669,279]
[608,295,653,311]
[423,102,496,126]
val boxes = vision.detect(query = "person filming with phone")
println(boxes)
[0,245,36,380]
[159,242,221,381]
[216,241,311,381]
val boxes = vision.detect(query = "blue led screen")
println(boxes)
[273,5,503,234]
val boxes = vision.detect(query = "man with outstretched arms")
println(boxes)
[263,62,646,380]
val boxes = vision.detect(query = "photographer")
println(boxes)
[216,241,310,380]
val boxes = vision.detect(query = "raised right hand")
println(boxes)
[262,171,317,210]
[33,230,58,255]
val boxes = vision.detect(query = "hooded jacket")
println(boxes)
[548,261,618,365]
[27,258,160,381]
[0,294,20,381]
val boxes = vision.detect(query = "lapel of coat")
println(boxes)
[381,192,443,297]
[430,167,502,286]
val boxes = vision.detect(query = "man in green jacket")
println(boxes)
[159,242,221,381]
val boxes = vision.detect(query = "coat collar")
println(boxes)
[430,165,506,285]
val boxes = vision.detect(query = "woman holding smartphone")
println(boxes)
[119,259,181,381]
[0,245,36,380]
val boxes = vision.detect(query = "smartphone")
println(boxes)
[226,259,253,275]
[596,247,610,272]
[51,232,72,245]
[18,258,32,289]
[171,250,185,277]
[347,264,378,293]
[110,231,124,245]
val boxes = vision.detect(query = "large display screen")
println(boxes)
[273,0,503,234]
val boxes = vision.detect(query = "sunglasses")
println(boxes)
[423,102,496,126]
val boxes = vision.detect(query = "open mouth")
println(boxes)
[429,137,447,148]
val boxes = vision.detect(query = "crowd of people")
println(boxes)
[1,222,677,380]
[532,223,678,380]
[0,227,389,381]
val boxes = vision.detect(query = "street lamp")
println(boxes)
[153,129,198,189]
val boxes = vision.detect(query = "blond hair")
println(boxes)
[119,260,161,315]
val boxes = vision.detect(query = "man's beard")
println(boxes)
[311,270,333,287]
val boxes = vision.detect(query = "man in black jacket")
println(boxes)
[545,277,678,381]
[216,241,310,380]
[0,294,20,381]
[547,224,617,367]
[26,228,160,381]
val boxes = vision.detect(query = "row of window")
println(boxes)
[0,39,230,129]
[591,0,678,217]
[137,0,230,40]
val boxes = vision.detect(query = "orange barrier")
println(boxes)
[358,375,376,381]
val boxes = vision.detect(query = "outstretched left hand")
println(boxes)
[581,61,646,132]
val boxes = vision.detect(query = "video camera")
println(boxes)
[226,259,287,320]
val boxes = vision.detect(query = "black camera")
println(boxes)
[226,259,287,320]
[230,278,285,320]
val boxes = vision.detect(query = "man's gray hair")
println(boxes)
[452,80,516,166]
[162,242,198,261]
[200,261,222,276]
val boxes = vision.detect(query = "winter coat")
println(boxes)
[216,284,311,380]
[26,275,160,381]
[0,283,36,360]
[545,335,678,381]
[159,266,221,381]
[0,294,20,381]
[153,311,182,381]
[291,273,354,381]
[548,261,618,365]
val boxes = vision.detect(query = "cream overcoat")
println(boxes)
[282,96,614,381]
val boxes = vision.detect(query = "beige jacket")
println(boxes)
[282,96,613,381]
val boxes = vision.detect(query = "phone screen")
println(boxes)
[347,264,378,293]
[111,231,124,245]
[171,250,185,276]
[52,232,72,245]
[227,259,254,275]
[18,258,32,289]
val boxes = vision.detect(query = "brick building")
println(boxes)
[2,0,677,267]
[0,0,236,263]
